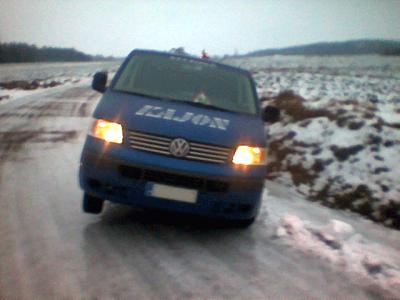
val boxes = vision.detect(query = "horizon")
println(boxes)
[1,0,400,57]
[2,38,400,58]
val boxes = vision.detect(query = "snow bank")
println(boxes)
[227,55,400,229]
[0,61,119,102]
[266,101,400,227]
[276,214,400,295]
[263,180,400,297]
[0,77,87,102]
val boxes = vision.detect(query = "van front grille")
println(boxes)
[128,131,232,164]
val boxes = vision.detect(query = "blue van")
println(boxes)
[79,49,278,226]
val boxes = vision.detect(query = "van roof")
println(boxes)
[128,49,251,77]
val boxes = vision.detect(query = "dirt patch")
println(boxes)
[269,90,335,122]
[265,134,295,177]
[287,164,317,186]
[22,102,77,118]
[0,130,78,143]
[0,101,93,118]
[266,134,400,229]
[0,86,98,118]
[54,87,95,99]
[266,128,400,229]
[0,130,78,161]
[0,131,37,161]
[0,80,62,90]
[330,145,365,162]
[312,184,400,229]
[0,95,10,101]
[266,131,319,184]
[78,102,89,117]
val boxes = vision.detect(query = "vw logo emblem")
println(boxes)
[169,138,190,157]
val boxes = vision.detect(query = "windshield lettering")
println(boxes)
[135,105,230,130]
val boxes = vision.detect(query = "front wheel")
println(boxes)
[82,193,104,214]
[234,217,256,228]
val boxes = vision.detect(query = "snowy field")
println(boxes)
[225,55,400,229]
[0,60,121,82]
[263,181,400,296]
[0,61,120,102]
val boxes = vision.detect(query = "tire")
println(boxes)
[234,217,256,228]
[82,193,104,214]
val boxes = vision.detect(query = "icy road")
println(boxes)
[0,83,399,299]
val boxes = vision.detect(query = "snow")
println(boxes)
[3,56,397,225]
[0,61,119,103]
[267,112,400,199]
[1,57,399,297]
[324,219,355,240]
[0,60,121,82]
[276,214,400,293]
[226,55,400,228]
[377,106,400,124]
[226,55,400,107]
[0,77,91,104]
[263,181,400,296]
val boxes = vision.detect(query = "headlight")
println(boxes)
[91,119,123,144]
[232,145,266,165]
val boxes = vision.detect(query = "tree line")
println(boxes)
[0,42,114,63]
[242,39,400,57]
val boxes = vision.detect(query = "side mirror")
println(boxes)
[92,72,108,93]
[262,106,280,123]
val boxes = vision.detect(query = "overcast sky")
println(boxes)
[1,0,399,57]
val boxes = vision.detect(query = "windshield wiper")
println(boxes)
[115,89,232,113]
[115,90,168,101]
[183,101,232,113]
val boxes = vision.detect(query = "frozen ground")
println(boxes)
[226,55,400,228]
[264,181,400,296]
[0,77,92,104]
[0,59,399,298]
[0,61,120,102]
[2,57,399,228]
[0,60,121,82]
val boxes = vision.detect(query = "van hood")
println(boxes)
[93,91,267,147]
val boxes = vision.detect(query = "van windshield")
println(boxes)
[113,53,258,115]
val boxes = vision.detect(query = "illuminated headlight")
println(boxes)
[232,145,266,165]
[91,119,123,144]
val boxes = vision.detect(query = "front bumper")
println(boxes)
[79,148,265,220]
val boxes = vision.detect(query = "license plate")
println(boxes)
[146,183,197,203]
